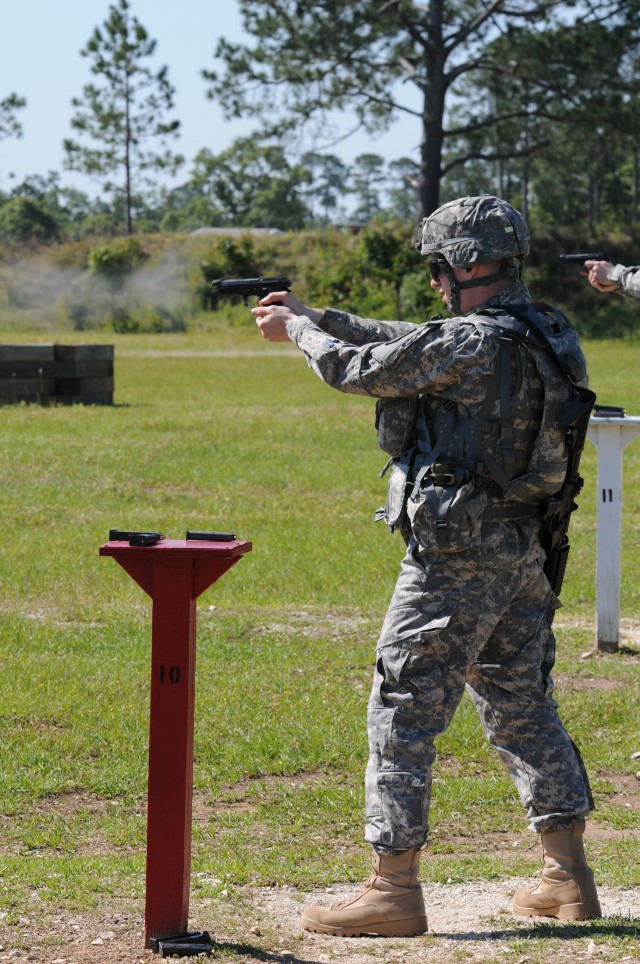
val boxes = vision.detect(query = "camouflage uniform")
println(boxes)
[284,273,594,853]
[605,263,640,299]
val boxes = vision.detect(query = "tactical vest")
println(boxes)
[376,303,595,582]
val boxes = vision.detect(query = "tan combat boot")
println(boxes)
[512,818,602,920]
[301,848,428,937]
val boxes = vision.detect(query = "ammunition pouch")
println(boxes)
[407,466,488,553]
[375,397,418,457]
[377,455,542,550]
[376,452,414,536]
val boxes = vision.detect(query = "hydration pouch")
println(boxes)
[375,397,419,457]
[406,471,487,552]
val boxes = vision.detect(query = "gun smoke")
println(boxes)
[1,248,191,333]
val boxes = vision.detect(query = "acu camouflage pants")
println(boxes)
[365,520,594,853]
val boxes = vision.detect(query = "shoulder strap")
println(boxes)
[476,302,587,385]
[455,336,514,492]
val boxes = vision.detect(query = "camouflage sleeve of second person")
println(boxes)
[606,264,640,300]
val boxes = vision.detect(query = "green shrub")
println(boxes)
[77,212,121,239]
[110,304,187,333]
[399,270,439,323]
[358,224,421,282]
[65,273,113,330]
[0,197,60,245]
[350,279,402,319]
[196,235,260,309]
[88,237,148,279]
[63,239,176,331]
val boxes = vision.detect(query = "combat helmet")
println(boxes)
[419,195,529,265]
[418,195,529,313]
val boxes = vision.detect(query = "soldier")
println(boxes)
[585,258,640,299]
[252,195,601,937]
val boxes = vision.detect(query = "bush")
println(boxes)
[5,226,640,338]
[65,273,115,330]
[399,271,440,323]
[196,236,260,309]
[358,224,421,283]
[0,197,60,245]
[110,304,187,334]
[77,213,121,239]
[349,280,401,319]
[88,238,148,279]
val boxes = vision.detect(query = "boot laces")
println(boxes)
[333,873,377,909]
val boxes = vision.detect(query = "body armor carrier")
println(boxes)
[376,303,595,594]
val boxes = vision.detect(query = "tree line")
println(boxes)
[2,0,640,241]
[0,150,420,243]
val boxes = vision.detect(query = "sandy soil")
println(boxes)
[0,879,638,964]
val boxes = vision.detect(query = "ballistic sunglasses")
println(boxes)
[427,258,448,281]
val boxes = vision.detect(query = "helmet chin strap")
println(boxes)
[440,263,494,314]
[442,257,523,313]
[463,256,524,286]
[441,263,463,315]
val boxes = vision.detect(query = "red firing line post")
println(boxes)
[99,533,252,953]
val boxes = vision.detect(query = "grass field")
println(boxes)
[0,318,638,961]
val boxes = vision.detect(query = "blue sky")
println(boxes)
[1,0,420,197]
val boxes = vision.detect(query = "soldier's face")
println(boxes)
[430,261,453,306]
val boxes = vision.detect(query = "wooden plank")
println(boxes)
[0,344,115,405]
[0,378,55,399]
[55,377,114,396]
[66,360,113,378]
[0,360,113,379]
[0,345,55,362]
[54,345,114,361]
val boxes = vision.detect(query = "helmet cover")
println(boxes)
[418,195,530,267]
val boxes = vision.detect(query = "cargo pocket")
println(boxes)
[375,770,427,851]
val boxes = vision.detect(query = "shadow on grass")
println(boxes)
[430,915,640,942]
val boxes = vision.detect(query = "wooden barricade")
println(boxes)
[0,344,114,405]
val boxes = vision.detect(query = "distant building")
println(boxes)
[188,226,283,237]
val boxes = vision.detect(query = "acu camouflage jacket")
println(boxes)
[284,281,588,503]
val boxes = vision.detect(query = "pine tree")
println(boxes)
[64,0,182,234]
[204,0,629,218]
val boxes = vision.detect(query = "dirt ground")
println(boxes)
[0,879,638,964]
